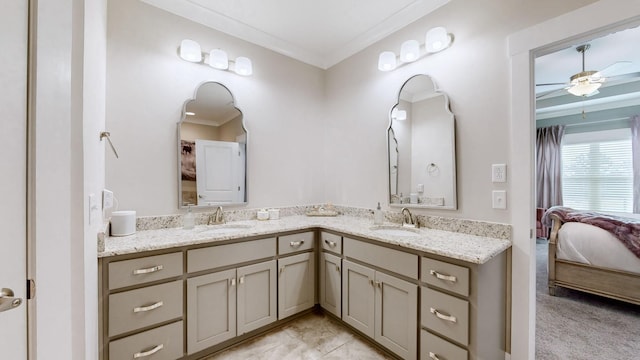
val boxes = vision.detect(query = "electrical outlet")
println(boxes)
[492,164,507,183]
[103,189,114,209]
[492,190,507,209]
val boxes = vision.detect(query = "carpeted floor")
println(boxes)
[535,238,640,359]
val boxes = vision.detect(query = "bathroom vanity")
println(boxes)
[98,215,510,360]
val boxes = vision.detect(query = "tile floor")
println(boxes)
[202,312,395,360]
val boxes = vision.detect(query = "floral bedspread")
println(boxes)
[542,206,640,259]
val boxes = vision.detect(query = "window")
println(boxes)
[561,128,633,213]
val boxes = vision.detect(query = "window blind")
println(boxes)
[561,129,633,213]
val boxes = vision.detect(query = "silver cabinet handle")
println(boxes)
[335,265,340,272]
[133,265,163,275]
[428,352,441,360]
[230,278,236,286]
[369,279,375,286]
[289,240,304,247]
[430,270,457,282]
[239,275,245,284]
[376,281,382,288]
[133,344,164,358]
[430,307,457,323]
[324,239,337,248]
[280,267,285,275]
[133,301,163,313]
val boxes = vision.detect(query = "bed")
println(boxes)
[544,207,640,305]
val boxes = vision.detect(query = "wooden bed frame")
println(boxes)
[548,214,640,305]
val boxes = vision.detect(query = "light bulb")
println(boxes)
[234,57,253,76]
[209,49,228,70]
[179,39,202,62]
[378,51,397,71]
[400,40,420,62]
[426,27,451,53]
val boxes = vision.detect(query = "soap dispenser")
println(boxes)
[374,202,384,225]
[183,205,195,230]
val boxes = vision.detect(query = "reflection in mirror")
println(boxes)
[388,74,457,209]
[178,82,247,208]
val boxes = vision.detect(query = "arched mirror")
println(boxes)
[388,74,457,209]
[178,81,247,208]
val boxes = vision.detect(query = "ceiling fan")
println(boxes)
[536,44,639,99]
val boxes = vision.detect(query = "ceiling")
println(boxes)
[142,0,450,69]
[535,25,640,126]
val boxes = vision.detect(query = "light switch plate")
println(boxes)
[103,189,114,210]
[492,164,507,183]
[492,190,507,209]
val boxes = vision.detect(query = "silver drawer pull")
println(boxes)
[133,344,164,358]
[133,301,163,313]
[336,265,340,272]
[428,352,441,360]
[230,278,236,286]
[239,275,245,285]
[430,270,457,283]
[290,240,304,247]
[430,307,457,323]
[324,239,337,247]
[133,265,164,275]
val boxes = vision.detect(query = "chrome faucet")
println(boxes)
[208,206,225,225]
[401,207,417,228]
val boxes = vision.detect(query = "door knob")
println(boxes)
[0,288,23,313]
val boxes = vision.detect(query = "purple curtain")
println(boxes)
[536,125,566,209]
[632,116,640,213]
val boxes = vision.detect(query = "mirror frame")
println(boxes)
[387,74,457,210]
[177,81,248,209]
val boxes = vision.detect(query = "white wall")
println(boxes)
[105,0,326,216]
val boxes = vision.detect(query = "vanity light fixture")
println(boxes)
[378,27,453,72]
[178,39,253,76]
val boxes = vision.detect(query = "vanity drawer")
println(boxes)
[421,257,469,297]
[188,237,276,273]
[421,287,469,346]
[109,320,183,360]
[109,280,183,337]
[320,232,342,254]
[109,252,182,290]
[421,330,468,360]
[343,237,418,279]
[278,232,314,255]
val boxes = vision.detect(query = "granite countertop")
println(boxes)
[100,215,511,264]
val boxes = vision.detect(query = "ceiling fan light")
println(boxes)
[400,40,420,62]
[567,82,601,96]
[378,51,397,71]
[179,39,202,62]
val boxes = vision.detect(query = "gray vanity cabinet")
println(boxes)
[319,231,342,318]
[319,252,342,318]
[342,237,419,360]
[277,252,315,319]
[419,254,506,360]
[186,237,277,355]
[186,260,277,354]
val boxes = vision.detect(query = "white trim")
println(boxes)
[508,1,640,359]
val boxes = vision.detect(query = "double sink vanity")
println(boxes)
[98,210,511,360]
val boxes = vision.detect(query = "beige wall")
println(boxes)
[106,0,326,215]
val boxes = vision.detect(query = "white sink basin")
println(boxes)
[196,224,253,236]
[369,225,421,237]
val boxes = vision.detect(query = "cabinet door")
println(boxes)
[237,260,277,335]
[342,260,375,338]
[375,271,418,360]
[187,269,237,354]
[278,252,315,319]
[320,252,342,317]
